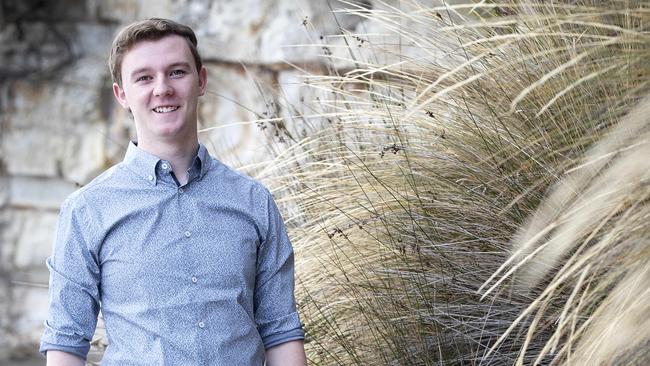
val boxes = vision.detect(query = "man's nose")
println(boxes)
[153,77,173,96]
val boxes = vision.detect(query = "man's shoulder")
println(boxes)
[63,163,127,207]
[205,157,271,197]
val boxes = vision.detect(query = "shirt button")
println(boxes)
[162,163,169,170]
[178,188,184,193]
[184,231,191,238]
[191,276,198,283]
[198,321,205,328]
[147,175,154,181]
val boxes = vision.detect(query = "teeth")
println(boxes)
[153,106,179,113]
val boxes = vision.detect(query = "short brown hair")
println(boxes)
[109,18,202,86]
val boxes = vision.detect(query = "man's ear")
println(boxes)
[112,82,129,109]
[198,66,207,96]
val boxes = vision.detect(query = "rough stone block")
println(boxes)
[0,177,8,207]
[0,209,18,271]
[11,210,59,271]
[8,177,77,210]
[0,279,11,360]
[276,69,330,140]
[98,0,141,22]
[1,129,62,178]
[192,0,367,64]
[61,125,109,185]
[9,285,50,346]
[198,64,277,167]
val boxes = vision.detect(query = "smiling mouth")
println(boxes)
[152,106,180,113]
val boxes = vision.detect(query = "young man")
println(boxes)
[40,18,307,365]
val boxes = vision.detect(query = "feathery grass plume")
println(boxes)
[482,96,650,365]
[250,0,650,364]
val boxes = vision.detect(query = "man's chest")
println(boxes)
[94,194,261,309]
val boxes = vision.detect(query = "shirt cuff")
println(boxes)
[39,341,89,361]
[263,327,305,349]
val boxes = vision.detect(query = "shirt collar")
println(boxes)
[123,141,212,185]
[195,142,212,179]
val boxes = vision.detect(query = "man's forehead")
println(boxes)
[121,35,194,71]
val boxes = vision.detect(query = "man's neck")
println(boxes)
[137,138,199,186]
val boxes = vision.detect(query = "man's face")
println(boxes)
[113,34,207,145]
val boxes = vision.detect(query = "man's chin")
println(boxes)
[156,126,196,141]
[135,117,195,141]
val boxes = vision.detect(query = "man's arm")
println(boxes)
[40,195,101,360]
[254,188,306,354]
[46,350,85,366]
[266,340,307,366]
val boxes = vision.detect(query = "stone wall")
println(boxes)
[0,0,458,362]
[0,0,380,361]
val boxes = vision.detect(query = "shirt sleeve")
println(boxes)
[39,193,101,359]
[254,187,305,349]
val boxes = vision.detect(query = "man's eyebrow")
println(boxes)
[129,62,192,78]
[129,67,151,78]
[168,62,192,69]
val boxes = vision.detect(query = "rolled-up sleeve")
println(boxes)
[39,193,101,359]
[254,187,304,349]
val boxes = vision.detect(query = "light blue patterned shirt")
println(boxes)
[40,142,304,365]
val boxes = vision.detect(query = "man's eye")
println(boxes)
[136,75,151,82]
[170,70,186,77]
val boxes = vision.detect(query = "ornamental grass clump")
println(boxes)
[256,0,649,364]
[481,96,650,366]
